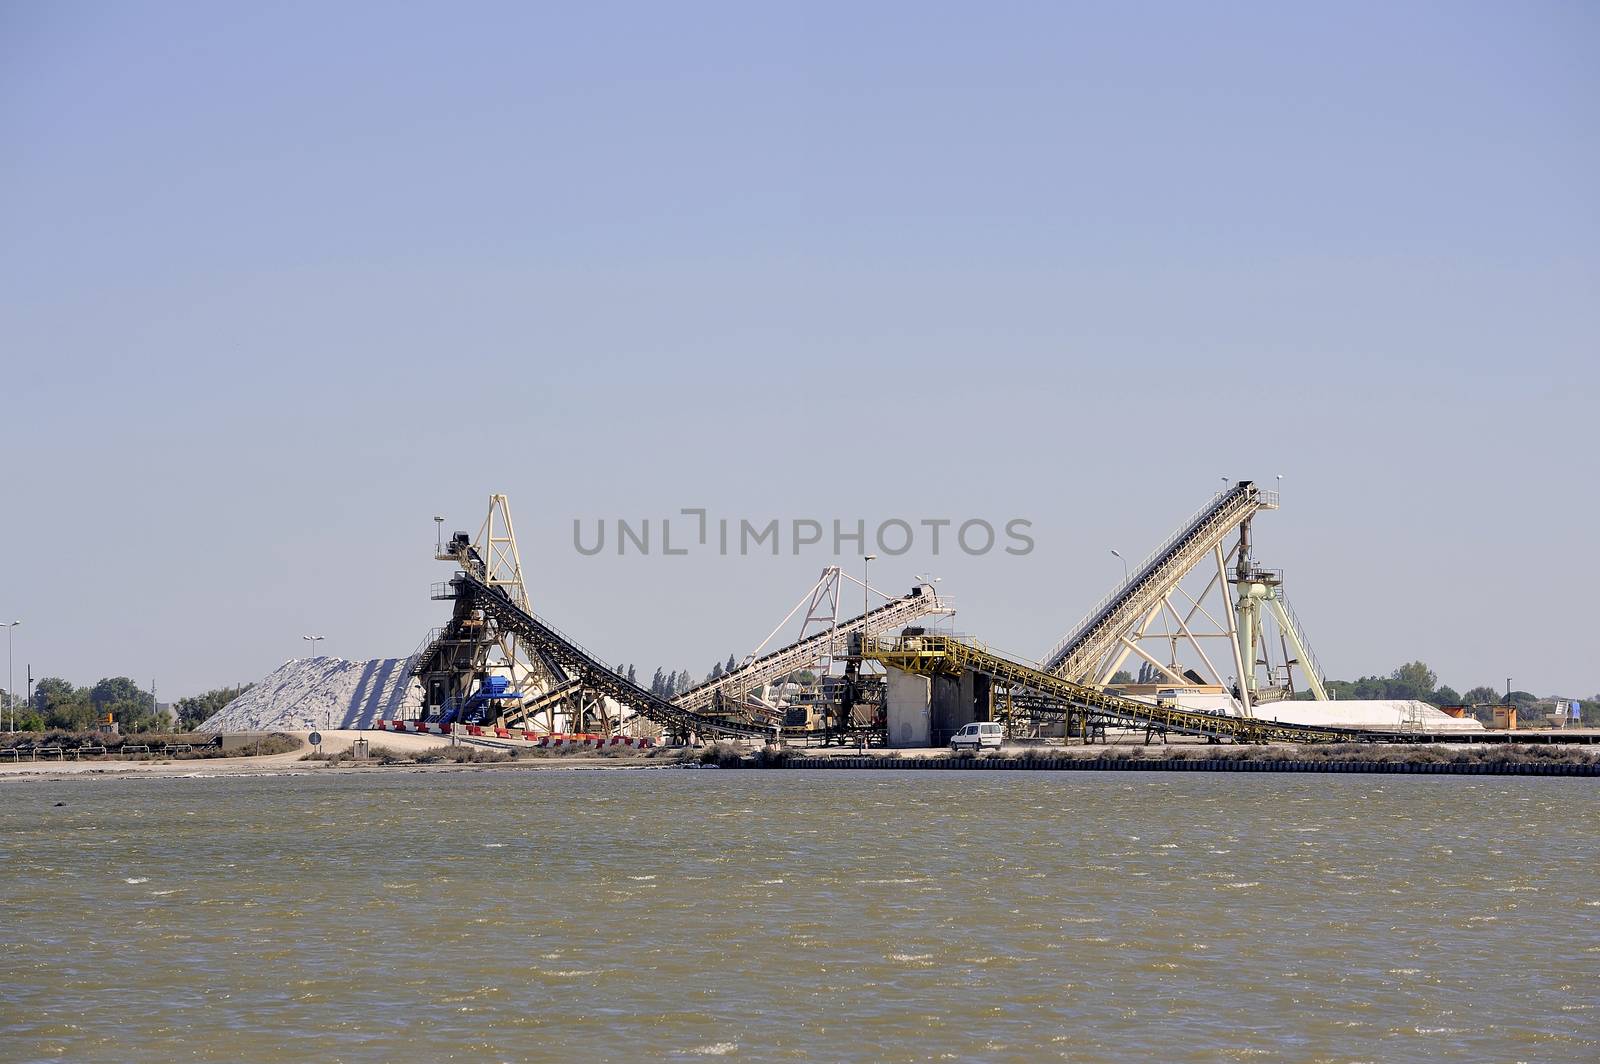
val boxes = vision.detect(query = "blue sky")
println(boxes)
[3,1,1596,699]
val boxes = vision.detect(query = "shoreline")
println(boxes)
[5,726,1597,783]
[743,753,1600,777]
[4,742,1598,782]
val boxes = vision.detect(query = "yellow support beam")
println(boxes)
[863,633,1368,745]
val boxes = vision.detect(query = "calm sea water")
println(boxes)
[3,769,1596,1062]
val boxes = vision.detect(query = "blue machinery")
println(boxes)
[438,674,525,727]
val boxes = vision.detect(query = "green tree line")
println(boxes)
[5,678,249,733]
[1306,660,1599,725]
[639,654,743,699]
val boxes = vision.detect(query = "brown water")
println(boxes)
[3,769,1597,1062]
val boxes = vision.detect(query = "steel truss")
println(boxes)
[416,496,952,740]
[1040,481,1327,713]
[869,633,1400,745]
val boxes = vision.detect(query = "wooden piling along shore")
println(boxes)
[796,758,1599,776]
[711,749,1600,777]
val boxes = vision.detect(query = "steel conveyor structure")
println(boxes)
[672,584,948,715]
[454,573,775,738]
[413,497,953,740]
[1041,481,1277,685]
[867,633,1398,744]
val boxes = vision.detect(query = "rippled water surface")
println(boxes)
[3,770,1597,1062]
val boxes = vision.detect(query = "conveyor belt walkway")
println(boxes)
[672,585,947,714]
[1042,481,1276,683]
[457,574,774,738]
[868,633,1411,744]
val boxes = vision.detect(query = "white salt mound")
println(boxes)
[1257,699,1485,734]
[197,656,422,732]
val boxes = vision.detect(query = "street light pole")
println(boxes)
[5,621,19,732]
[862,554,877,649]
[1110,549,1129,585]
[434,516,445,554]
[302,634,325,659]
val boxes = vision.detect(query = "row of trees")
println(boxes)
[628,655,742,699]
[1311,661,1599,725]
[172,686,251,730]
[1,679,248,733]
[1319,661,1473,706]
[12,676,161,733]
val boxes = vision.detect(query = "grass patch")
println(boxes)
[301,743,407,765]
[414,745,513,765]
[218,733,300,757]
[698,742,750,768]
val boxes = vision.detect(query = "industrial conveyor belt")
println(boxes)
[672,585,947,714]
[1041,481,1273,684]
[456,574,776,738]
[866,633,1418,744]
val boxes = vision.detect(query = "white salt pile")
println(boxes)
[196,656,422,732]
[1258,699,1486,734]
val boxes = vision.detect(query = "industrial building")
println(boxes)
[384,484,1489,748]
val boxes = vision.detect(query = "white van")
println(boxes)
[950,722,1004,753]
